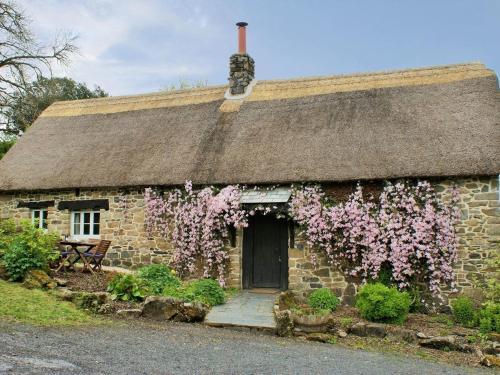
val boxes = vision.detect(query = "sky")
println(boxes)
[19,0,500,96]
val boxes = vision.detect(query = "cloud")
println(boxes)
[19,0,223,95]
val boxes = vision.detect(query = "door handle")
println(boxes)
[278,256,282,263]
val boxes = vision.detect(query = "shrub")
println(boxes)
[185,279,225,306]
[2,221,59,281]
[356,283,411,324]
[0,219,16,257]
[107,274,147,301]
[308,288,340,311]
[475,302,499,334]
[137,264,180,295]
[451,296,475,326]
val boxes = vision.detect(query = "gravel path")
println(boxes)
[0,320,494,375]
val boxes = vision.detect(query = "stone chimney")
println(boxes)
[229,22,255,96]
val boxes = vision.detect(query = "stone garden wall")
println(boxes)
[0,176,498,296]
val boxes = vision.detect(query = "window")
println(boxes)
[71,210,100,239]
[31,209,48,230]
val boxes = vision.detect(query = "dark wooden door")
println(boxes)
[243,215,288,290]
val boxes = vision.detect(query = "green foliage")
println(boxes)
[137,264,180,295]
[451,296,475,326]
[339,317,353,328]
[308,288,340,311]
[185,279,225,307]
[6,77,108,134]
[2,220,59,281]
[0,138,15,160]
[475,302,499,334]
[107,274,147,301]
[356,283,411,324]
[0,219,16,257]
[163,278,225,307]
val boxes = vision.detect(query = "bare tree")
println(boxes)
[0,1,77,134]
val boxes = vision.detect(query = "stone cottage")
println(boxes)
[0,23,498,301]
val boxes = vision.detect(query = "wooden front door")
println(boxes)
[243,215,288,290]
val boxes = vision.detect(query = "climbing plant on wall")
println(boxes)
[144,182,247,286]
[289,180,461,299]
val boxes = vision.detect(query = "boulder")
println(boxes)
[141,296,183,321]
[365,323,387,338]
[336,329,348,338]
[388,327,417,343]
[481,354,500,368]
[22,270,56,289]
[419,335,473,352]
[117,309,142,318]
[416,332,430,340]
[53,278,68,287]
[274,308,294,337]
[349,322,367,336]
[349,322,387,338]
[305,333,332,343]
[54,288,78,302]
[73,291,109,313]
[175,302,208,323]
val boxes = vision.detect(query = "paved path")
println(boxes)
[0,320,494,375]
[205,291,276,329]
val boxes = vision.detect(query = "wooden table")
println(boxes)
[57,240,98,274]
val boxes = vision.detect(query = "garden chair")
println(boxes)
[82,240,111,272]
[55,244,77,273]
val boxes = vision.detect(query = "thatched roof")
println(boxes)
[0,62,498,191]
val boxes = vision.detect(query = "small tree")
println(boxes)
[0,1,77,135]
[6,77,107,133]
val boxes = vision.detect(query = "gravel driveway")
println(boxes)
[0,320,494,375]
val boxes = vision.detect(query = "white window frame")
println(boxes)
[70,209,101,240]
[31,208,48,230]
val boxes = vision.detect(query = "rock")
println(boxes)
[389,327,417,343]
[305,333,332,343]
[349,322,367,337]
[365,323,387,338]
[416,332,430,340]
[54,288,77,301]
[292,310,333,333]
[488,332,500,343]
[97,303,114,315]
[141,296,183,321]
[481,355,500,368]
[274,309,294,337]
[336,329,348,338]
[53,278,68,287]
[117,309,142,318]
[419,335,473,353]
[22,270,56,289]
[176,302,207,322]
[73,292,109,313]
[483,342,500,356]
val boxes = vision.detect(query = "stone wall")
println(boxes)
[286,176,499,304]
[0,176,497,296]
[0,189,172,268]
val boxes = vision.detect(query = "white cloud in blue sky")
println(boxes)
[19,0,500,96]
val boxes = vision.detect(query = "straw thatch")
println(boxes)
[0,62,498,191]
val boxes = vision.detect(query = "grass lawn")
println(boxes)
[0,279,96,326]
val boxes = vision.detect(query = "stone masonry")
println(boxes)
[0,176,498,296]
[228,53,255,95]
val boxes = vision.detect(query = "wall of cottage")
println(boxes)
[0,176,497,298]
[287,176,499,304]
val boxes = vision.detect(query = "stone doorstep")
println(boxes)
[204,321,277,335]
